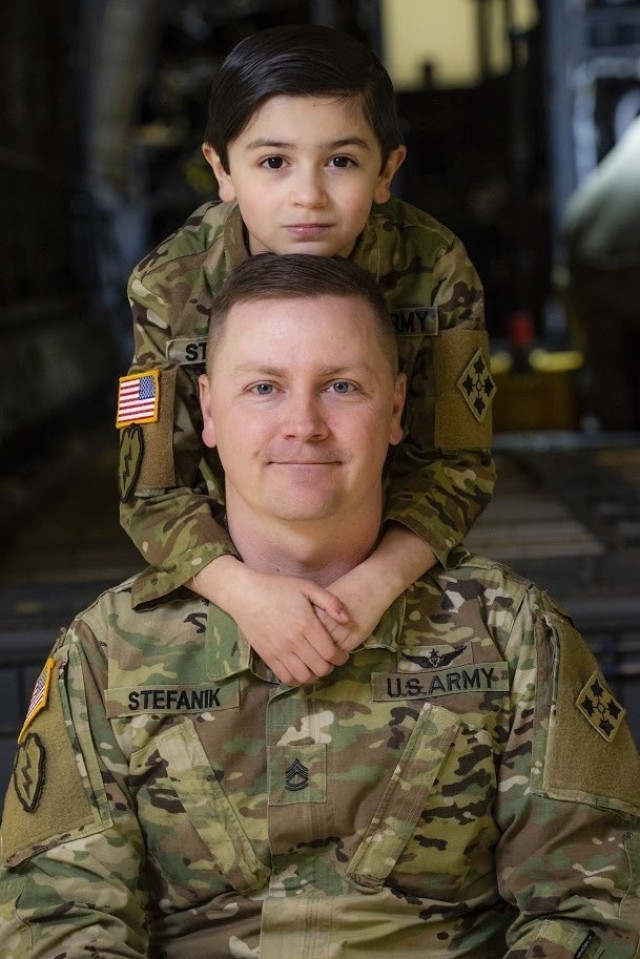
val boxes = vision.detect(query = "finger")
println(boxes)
[299,619,349,668]
[276,651,325,686]
[303,584,349,623]
[314,607,351,646]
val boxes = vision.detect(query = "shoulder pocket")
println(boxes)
[535,614,640,818]
[2,649,112,867]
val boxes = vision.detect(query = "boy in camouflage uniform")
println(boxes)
[118,24,496,686]
[2,256,639,958]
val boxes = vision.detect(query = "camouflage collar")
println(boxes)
[222,203,251,271]
[206,605,250,681]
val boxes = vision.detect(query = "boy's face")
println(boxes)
[203,95,406,258]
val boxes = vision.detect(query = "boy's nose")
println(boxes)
[290,168,326,207]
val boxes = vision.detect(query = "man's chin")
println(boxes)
[264,492,341,524]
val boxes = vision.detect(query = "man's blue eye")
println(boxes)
[255,383,273,395]
[332,381,352,393]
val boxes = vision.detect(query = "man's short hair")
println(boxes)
[204,24,404,171]
[206,253,398,375]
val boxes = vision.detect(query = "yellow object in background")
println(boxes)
[490,349,584,432]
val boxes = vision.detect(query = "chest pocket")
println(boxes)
[347,701,499,901]
[131,720,270,895]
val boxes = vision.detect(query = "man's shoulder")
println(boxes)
[428,550,531,594]
[417,551,560,626]
[69,577,209,650]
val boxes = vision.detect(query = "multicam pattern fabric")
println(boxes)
[1,551,639,957]
[119,198,496,604]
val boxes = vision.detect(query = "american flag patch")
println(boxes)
[116,370,160,427]
[19,658,55,742]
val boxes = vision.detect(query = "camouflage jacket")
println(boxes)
[119,198,496,605]
[1,552,639,958]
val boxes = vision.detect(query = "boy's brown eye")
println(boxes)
[331,156,352,168]
[264,157,284,169]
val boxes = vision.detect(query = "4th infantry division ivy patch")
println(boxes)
[576,670,626,742]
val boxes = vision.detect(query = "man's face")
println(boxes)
[199,295,405,535]
[203,94,405,258]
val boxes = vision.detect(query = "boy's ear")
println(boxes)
[373,145,407,205]
[202,143,237,203]
[198,373,217,449]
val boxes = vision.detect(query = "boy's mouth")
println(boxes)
[285,224,334,239]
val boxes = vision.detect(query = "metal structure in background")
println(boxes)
[546,0,640,261]
[0,0,114,446]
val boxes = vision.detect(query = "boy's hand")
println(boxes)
[318,525,438,652]
[315,565,387,652]
[190,557,349,685]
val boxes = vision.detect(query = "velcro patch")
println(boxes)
[372,662,509,701]
[2,657,101,868]
[116,369,160,427]
[576,670,626,742]
[434,329,494,449]
[19,658,54,742]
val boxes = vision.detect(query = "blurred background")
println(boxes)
[2,0,640,793]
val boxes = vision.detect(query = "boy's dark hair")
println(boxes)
[204,24,403,171]
[207,253,398,374]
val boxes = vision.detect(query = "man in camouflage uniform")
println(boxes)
[2,255,639,958]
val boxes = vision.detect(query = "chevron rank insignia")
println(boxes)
[576,670,626,742]
[285,758,310,792]
[457,348,495,423]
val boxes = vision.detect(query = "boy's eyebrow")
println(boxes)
[244,136,372,152]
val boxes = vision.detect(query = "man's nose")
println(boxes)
[281,392,329,440]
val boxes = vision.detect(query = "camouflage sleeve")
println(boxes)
[119,270,238,603]
[385,236,496,564]
[495,589,640,957]
[0,621,149,957]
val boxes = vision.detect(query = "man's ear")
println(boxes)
[373,145,407,205]
[198,373,217,448]
[202,143,237,203]
[389,372,407,447]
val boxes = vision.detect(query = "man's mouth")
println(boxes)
[270,459,338,466]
